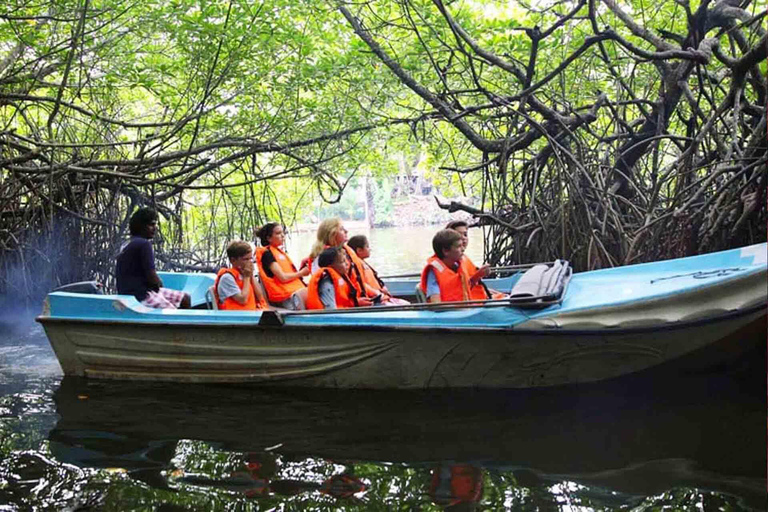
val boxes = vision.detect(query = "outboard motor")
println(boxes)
[52,281,104,295]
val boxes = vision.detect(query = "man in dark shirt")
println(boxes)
[116,208,191,309]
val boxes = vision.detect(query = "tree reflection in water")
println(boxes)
[1,441,759,510]
[0,350,765,511]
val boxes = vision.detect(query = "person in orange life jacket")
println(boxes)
[429,464,484,510]
[214,241,269,310]
[419,229,476,303]
[446,220,507,299]
[304,218,376,300]
[254,223,310,310]
[347,235,410,306]
[306,246,374,310]
[116,207,191,309]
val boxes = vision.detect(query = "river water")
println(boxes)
[0,227,765,511]
[282,224,486,276]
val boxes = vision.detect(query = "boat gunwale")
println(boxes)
[36,301,767,336]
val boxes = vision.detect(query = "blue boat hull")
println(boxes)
[37,244,767,388]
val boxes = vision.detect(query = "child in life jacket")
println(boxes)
[214,241,269,310]
[254,223,310,310]
[304,218,378,304]
[446,220,507,300]
[347,235,410,306]
[306,246,374,310]
[419,229,479,303]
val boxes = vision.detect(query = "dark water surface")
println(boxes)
[1,310,765,511]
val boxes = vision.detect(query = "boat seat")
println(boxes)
[255,278,269,305]
[206,286,218,310]
[414,284,427,303]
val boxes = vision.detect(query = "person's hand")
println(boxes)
[381,286,391,295]
[300,266,311,277]
[241,260,254,278]
[358,297,374,307]
[470,264,490,286]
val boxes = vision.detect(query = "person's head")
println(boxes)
[446,220,469,250]
[347,235,370,259]
[256,223,285,248]
[318,217,347,246]
[226,241,253,271]
[432,229,464,263]
[318,246,348,275]
[310,218,348,258]
[129,207,159,238]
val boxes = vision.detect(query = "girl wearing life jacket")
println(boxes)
[446,220,507,300]
[306,246,373,309]
[347,234,410,306]
[213,241,269,310]
[419,229,478,303]
[305,218,377,301]
[254,223,310,310]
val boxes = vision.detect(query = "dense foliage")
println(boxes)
[0,0,765,298]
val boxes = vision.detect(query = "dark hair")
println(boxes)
[347,235,368,251]
[318,246,344,268]
[226,241,252,261]
[256,222,282,247]
[446,220,468,231]
[432,229,462,259]
[129,207,158,236]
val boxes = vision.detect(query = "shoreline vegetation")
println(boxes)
[297,194,476,232]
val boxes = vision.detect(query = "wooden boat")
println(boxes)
[36,243,767,388]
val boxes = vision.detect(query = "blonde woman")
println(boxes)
[305,218,381,303]
[307,218,348,273]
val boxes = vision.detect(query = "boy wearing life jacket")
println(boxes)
[306,247,374,310]
[419,229,478,303]
[214,241,269,310]
[116,207,191,309]
[446,220,506,300]
[347,235,409,306]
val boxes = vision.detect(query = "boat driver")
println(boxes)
[116,207,191,309]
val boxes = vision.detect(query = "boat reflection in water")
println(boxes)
[48,356,765,511]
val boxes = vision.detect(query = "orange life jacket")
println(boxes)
[343,244,378,298]
[307,245,374,298]
[419,255,471,302]
[306,267,360,309]
[460,255,491,300]
[429,464,483,507]
[361,259,386,294]
[213,267,267,310]
[255,246,306,303]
